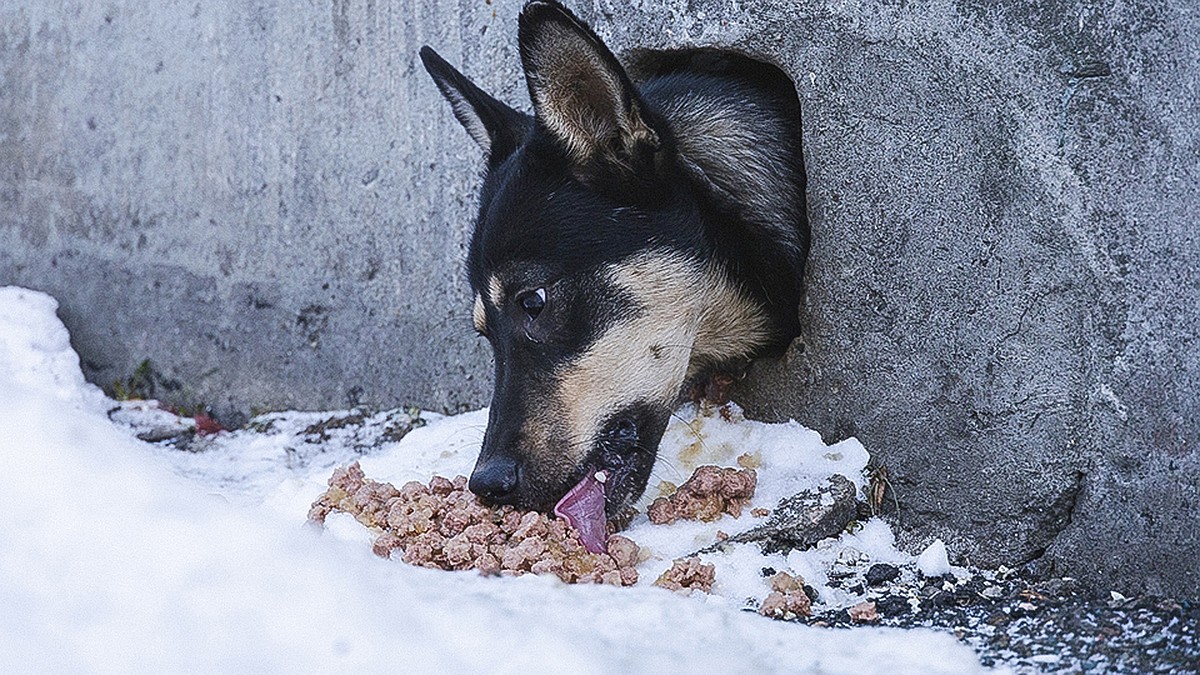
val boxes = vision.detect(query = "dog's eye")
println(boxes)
[518,288,546,319]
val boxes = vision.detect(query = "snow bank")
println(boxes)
[0,287,985,673]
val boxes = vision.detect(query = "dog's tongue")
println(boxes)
[553,470,608,554]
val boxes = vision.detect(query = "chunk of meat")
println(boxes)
[648,465,757,524]
[654,557,716,593]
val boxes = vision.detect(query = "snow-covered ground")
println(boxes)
[0,286,988,673]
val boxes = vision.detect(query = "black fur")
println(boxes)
[422,0,808,515]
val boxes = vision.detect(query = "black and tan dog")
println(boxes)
[421,0,807,548]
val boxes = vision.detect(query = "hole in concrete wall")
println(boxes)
[625,48,811,415]
[625,47,803,121]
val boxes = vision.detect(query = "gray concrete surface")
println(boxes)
[2,1,1196,598]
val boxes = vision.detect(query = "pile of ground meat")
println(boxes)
[654,557,717,593]
[308,462,639,586]
[647,465,757,524]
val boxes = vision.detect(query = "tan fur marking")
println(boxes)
[472,294,487,333]
[690,274,775,378]
[553,251,772,460]
[487,275,504,307]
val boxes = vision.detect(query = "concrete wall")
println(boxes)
[2,1,1196,597]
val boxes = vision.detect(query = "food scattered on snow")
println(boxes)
[309,462,640,585]
[647,465,757,524]
[287,399,901,618]
[848,600,880,623]
[654,557,717,593]
[759,571,813,619]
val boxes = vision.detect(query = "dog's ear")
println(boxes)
[518,1,659,170]
[420,46,529,162]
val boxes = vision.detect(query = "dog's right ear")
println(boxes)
[420,47,529,162]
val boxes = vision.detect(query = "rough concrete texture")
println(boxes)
[2,1,1197,597]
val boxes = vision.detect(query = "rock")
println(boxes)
[866,563,901,586]
[723,474,857,553]
[875,595,912,617]
[135,425,193,443]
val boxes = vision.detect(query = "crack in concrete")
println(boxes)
[1020,469,1087,569]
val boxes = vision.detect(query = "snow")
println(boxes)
[918,539,953,578]
[0,286,987,673]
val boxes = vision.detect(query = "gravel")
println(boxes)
[794,566,1198,673]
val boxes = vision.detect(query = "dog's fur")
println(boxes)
[421,0,808,516]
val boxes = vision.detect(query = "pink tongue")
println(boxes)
[553,471,608,554]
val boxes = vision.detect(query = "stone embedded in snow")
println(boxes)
[917,539,952,577]
[726,474,858,553]
[865,563,901,586]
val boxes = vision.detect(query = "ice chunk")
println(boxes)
[917,539,951,577]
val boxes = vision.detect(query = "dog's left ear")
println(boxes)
[518,1,659,171]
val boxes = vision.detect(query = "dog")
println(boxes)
[420,0,808,547]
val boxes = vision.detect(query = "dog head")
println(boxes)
[420,2,772,520]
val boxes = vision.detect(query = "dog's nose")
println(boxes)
[469,455,520,504]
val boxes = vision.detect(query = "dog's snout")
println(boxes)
[469,455,521,504]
